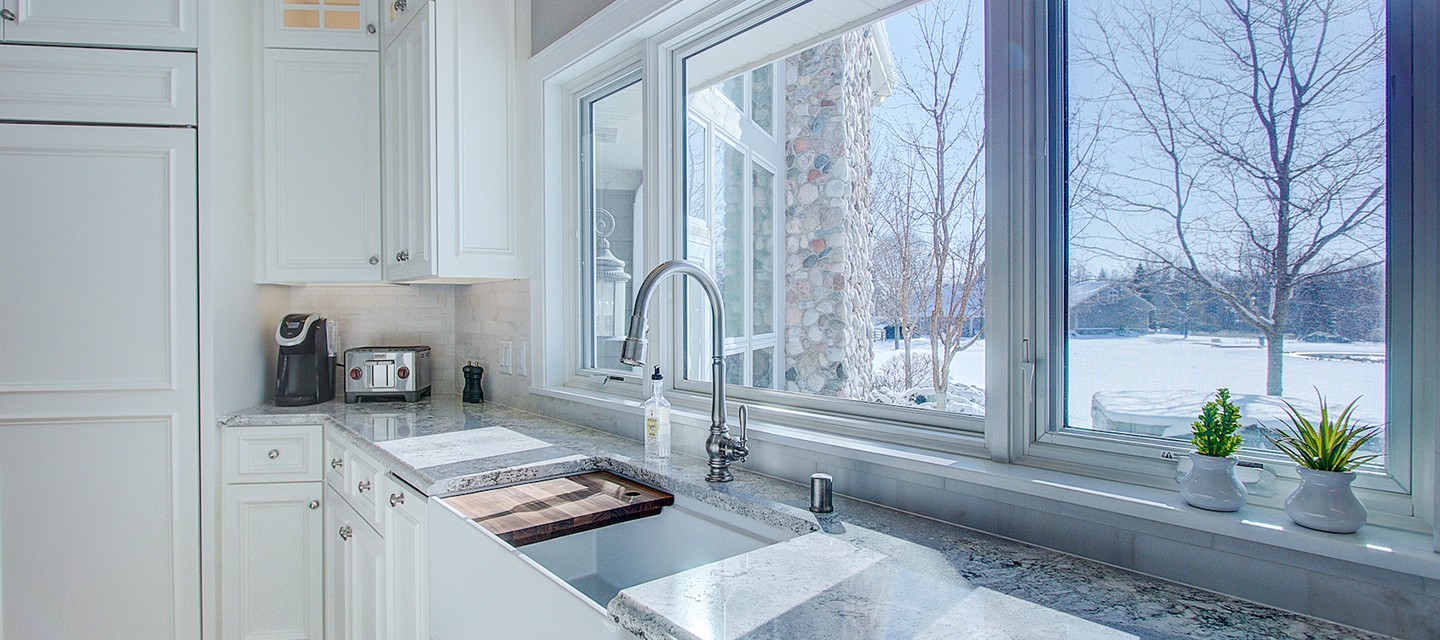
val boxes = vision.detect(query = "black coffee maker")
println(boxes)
[275,313,336,406]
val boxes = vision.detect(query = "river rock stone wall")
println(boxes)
[782,31,877,398]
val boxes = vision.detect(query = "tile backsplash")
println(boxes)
[286,281,531,399]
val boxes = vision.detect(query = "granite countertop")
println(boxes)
[224,396,1384,640]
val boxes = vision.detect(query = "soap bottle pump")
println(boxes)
[642,366,671,459]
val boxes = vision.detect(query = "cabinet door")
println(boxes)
[0,0,196,49]
[326,486,386,640]
[264,0,380,51]
[381,475,428,640]
[261,48,382,283]
[381,1,436,282]
[324,490,349,640]
[223,483,324,640]
[0,124,199,639]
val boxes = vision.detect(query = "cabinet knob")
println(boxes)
[331,458,344,469]
[267,449,280,459]
[1,9,16,22]
[389,492,405,507]
[339,525,352,541]
[395,250,409,262]
[367,23,376,34]
[309,499,321,510]
[357,480,371,493]
[369,255,380,265]
[394,0,407,12]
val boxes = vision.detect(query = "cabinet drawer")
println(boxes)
[0,45,196,126]
[327,431,386,531]
[224,425,323,484]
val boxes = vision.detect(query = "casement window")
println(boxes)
[544,0,1429,525]
[1036,0,1416,510]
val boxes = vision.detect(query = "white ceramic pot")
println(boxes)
[1286,467,1366,534]
[1179,452,1247,512]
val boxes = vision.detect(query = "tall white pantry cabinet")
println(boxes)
[0,1,201,639]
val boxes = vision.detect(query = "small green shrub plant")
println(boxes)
[1265,391,1379,473]
[1192,388,1243,458]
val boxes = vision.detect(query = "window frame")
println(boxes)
[579,71,647,375]
[1019,0,1423,522]
[533,0,1433,531]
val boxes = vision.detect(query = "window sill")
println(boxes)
[529,384,1440,583]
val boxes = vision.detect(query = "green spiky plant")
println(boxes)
[1264,391,1380,473]
[1191,388,1244,458]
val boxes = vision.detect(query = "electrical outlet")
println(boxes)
[515,341,528,376]
[499,340,513,375]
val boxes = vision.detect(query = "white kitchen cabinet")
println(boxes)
[259,48,383,283]
[381,0,527,283]
[0,0,196,49]
[0,45,196,126]
[326,486,387,640]
[264,0,380,51]
[222,483,325,640]
[0,122,199,639]
[381,474,429,640]
[221,424,325,640]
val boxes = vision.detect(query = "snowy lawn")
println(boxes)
[872,333,1386,434]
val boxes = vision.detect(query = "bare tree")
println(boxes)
[871,141,933,388]
[880,0,986,409]
[1071,0,1385,395]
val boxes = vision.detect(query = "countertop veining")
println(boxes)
[224,396,1387,640]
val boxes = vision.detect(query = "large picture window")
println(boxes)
[679,0,989,420]
[1062,0,1395,476]
[548,0,1425,523]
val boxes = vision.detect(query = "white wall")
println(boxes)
[200,2,290,418]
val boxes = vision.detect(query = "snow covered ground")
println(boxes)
[871,333,1387,432]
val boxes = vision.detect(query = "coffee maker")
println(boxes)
[275,313,336,406]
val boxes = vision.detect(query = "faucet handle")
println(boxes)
[731,405,750,462]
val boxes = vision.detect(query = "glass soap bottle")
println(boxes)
[642,366,671,459]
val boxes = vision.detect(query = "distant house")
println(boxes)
[1069,281,1156,334]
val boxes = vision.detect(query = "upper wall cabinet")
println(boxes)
[381,0,527,283]
[258,49,383,284]
[264,0,380,51]
[0,0,197,50]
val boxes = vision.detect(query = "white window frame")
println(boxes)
[530,0,1435,533]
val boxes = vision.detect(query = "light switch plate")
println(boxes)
[515,341,528,377]
[499,340,513,375]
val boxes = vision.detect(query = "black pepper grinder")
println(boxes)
[462,361,485,404]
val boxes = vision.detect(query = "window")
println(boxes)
[679,0,988,421]
[544,0,1427,523]
[582,77,645,374]
[1057,0,1403,485]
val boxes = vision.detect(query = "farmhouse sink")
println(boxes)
[429,474,804,640]
[519,492,799,606]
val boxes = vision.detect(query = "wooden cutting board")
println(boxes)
[443,472,674,547]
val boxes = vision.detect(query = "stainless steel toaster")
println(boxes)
[343,346,432,403]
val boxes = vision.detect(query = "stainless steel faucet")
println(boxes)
[619,259,748,482]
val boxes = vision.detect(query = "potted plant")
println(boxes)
[1179,388,1247,511]
[1264,392,1379,534]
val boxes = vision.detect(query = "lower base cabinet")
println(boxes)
[325,485,386,640]
[381,474,429,640]
[221,482,325,640]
